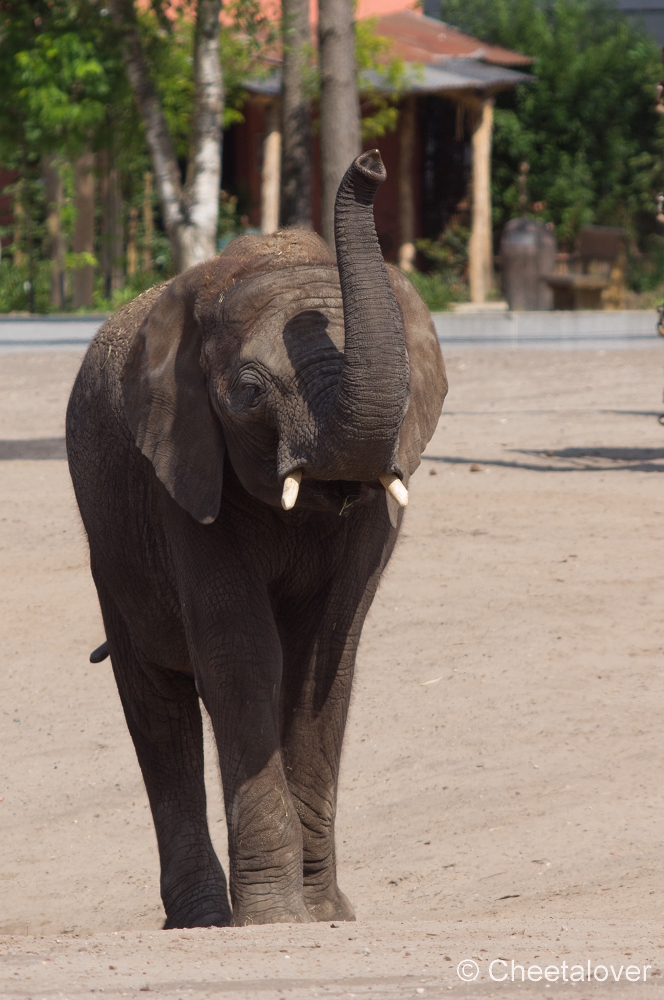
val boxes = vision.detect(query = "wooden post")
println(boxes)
[127,205,138,276]
[109,165,124,293]
[72,150,96,309]
[13,186,25,268]
[43,155,65,310]
[261,102,281,235]
[398,96,416,272]
[468,96,494,304]
[143,171,153,271]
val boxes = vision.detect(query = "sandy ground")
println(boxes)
[1,346,663,998]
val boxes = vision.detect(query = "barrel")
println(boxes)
[500,218,557,311]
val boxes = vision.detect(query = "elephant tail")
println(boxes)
[90,640,110,664]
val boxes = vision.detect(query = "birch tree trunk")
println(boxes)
[318,0,361,249]
[280,0,312,228]
[109,0,223,273]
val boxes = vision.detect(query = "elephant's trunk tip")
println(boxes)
[354,149,387,188]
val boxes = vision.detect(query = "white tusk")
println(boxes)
[379,473,408,508]
[281,469,302,510]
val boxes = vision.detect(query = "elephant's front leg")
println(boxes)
[280,589,380,922]
[191,586,313,927]
[281,653,357,923]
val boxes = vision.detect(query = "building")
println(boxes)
[617,0,664,43]
[226,6,532,303]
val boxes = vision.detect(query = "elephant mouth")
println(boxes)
[291,478,380,515]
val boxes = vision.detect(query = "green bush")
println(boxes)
[405,221,469,310]
[0,256,52,313]
[627,234,664,294]
[406,269,461,311]
[439,0,663,248]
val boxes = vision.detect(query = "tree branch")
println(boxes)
[108,0,185,255]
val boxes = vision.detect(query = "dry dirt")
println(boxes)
[1,346,664,999]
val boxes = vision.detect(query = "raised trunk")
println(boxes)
[317,151,409,481]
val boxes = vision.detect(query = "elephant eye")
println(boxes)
[242,383,262,403]
[234,370,267,408]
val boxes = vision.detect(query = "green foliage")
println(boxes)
[355,17,409,140]
[0,1,123,165]
[221,0,280,127]
[217,189,247,243]
[439,0,663,248]
[406,269,459,311]
[0,257,52,313]
[407,222,470,309]
[92,267,167,313]
[627,233,664,293]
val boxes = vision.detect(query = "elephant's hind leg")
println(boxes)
[96,584,232,929]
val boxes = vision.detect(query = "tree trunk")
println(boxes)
[109,0,223,272]
[261,101,281,234]
[280,0,312,228]
[318,0,361,250]
[43,154,65,310]
[72,150,95,310]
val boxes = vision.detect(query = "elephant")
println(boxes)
[66,150,447,929]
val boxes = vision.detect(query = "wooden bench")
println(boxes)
[546,226,626,310]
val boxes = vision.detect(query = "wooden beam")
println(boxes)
[72,149,96,310]
[398,96,416,272]
[468,96,494,304]
[261,101,281,235]
[43,155,65,310]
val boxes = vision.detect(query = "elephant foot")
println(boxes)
[163,908,231,930]
[230,898,314,926]
[162,880,232,929]
[304,884,356,922]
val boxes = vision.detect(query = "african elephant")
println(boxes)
[66,151,447,928]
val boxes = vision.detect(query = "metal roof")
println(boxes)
[246,57,532,98]
[410,59,533,92]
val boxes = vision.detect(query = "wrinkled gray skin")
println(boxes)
[66,151,447,928]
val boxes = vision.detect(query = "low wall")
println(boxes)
[433,309,661,349]
[0,315,107,351]
[0,309,662,353]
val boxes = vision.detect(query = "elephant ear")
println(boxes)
[122,279,225,525]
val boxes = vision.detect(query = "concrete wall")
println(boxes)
[433,309,661,349]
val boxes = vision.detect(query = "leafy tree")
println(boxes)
[355,16,408,141]
[439,0,663,246]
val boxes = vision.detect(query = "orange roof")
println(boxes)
[369,8,533,67]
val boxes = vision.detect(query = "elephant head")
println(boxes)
[122,150,446,523]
